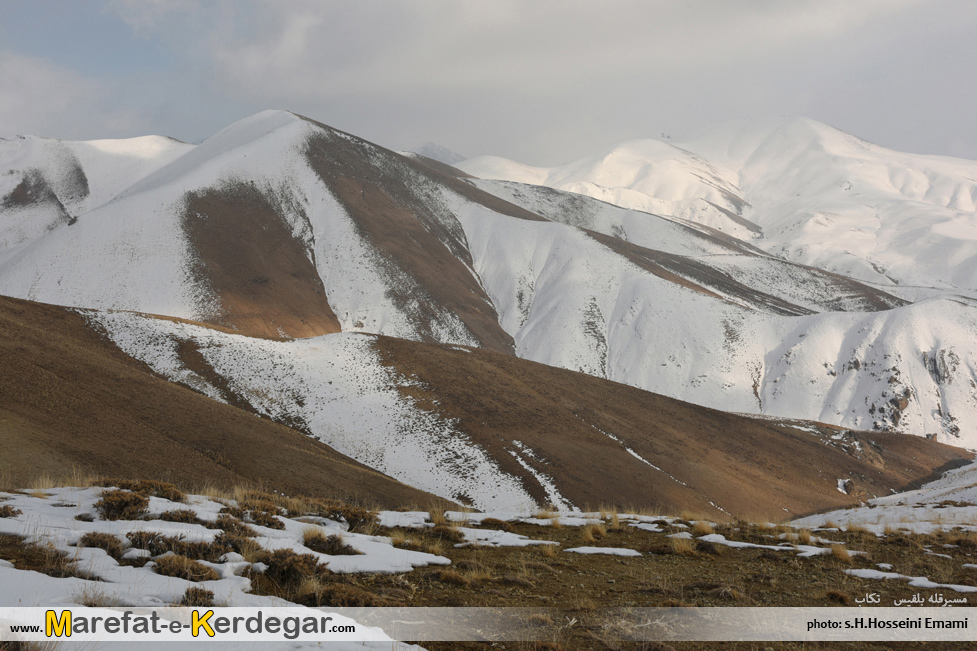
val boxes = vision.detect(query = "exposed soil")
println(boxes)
[182,182,341,339]
[373,335,972,520]
[302,127,516,354]
[0,294,446,508]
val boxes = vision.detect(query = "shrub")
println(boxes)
[78,532,125,560]
[125,532,227,562]
[95,490,148,521]
[152,554,219,582]
[298,580,386,607]
[212,514,257,537]
[180,587,215,607]
[260,549,324,588]
[97,479,185,502]
[432,525,466,543]
[0,505,22,518]
[303,530,362,556]
[438,569,470,585]
[480,518,513,532]
[691,521,715,536]
[159,509,200,524]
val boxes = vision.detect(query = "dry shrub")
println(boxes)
[826,590,852,605]
[303,529,362,556]
[706,584,743,601]
[126,531,168,556]
[539,544,557,558]
[527,613,554,627]
[695,540,727,556]
[480,518,513,532]
[259,549,325,589]
[798,529,813,545]
[499,574,533,588]
[95,490,148,521]
[0,505,22,518]
[73,584,117,607]
[422,541,443,556]
[609,512,623,531]
[159,509,199,524]
[78,532,125,561]
[432,525,466,543]
[438,569,471,586]
[180,586,215,607]
[97,479,185,502]
[126,532,227,562]
[298,579,386,607]
[247,510,285,530]
[830,544,853,564]
[212,514,256,537]
[691,521,714,536]
[152,554,219,582]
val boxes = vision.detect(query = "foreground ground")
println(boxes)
[2,474,977,650]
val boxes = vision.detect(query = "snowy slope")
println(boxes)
[3,111,977,447]
[458,116,977,293]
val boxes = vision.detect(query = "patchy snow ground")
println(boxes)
[793,460,977,535]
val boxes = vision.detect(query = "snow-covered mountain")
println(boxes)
[3,110,977,453]
[459,116,977,293]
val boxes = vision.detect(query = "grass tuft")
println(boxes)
[152,554,219,582]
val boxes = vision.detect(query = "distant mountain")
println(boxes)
[458,116,977,293]
[2,108,977,480]
[412,141,466,166]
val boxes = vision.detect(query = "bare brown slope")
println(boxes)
[374,336,971,520]
[302,130,515,354]
[181,183,341,339]
[0,294,446,507]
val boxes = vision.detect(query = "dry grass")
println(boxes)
[798,529,813,545]
[428,509,449,526]
[438,569,470,585]
[539,544,557,558]
[608,512,623,532]
[691,521,715,536]
[152,554,220,581]
[581,523,607,543]
[830,544,853,564]
[72,583,117,607]
[670,536,696,556]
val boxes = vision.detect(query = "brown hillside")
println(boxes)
[181,182,342,339]
[374,336,972,520]
[0,294,446,508]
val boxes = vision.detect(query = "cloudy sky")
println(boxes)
[1,0,975,165]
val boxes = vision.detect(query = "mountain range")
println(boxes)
[2,110,974,517]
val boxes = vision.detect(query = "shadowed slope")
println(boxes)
[0,294,445,507]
